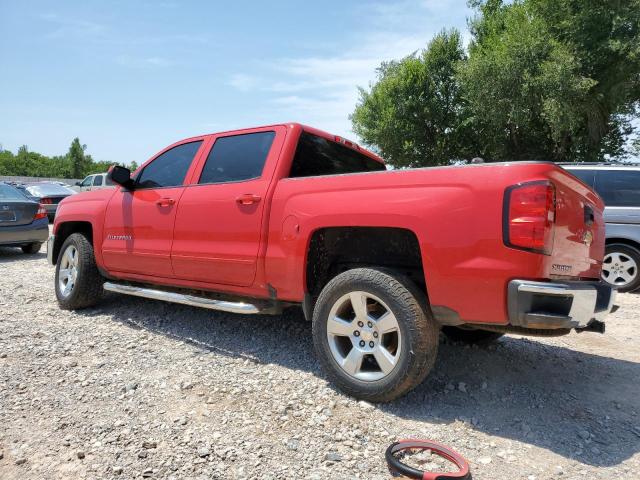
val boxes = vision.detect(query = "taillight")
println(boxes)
[34,204,48,220]
[40,198,53,204]
[503,181,555,254]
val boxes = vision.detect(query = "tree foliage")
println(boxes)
[352,0,640,166]
[0,139,118,178]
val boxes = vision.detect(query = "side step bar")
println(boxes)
[103,282,261,315]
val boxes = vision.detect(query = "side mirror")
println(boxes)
[75,181,81,186]
[108,165,135,189]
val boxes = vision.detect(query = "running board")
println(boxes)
[103,282,261,315]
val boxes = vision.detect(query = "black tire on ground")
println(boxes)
[312,268,439,403]
[603,243,640,293]
[442,326,504,346]
[55,233,104,310]
[21,242,42,254]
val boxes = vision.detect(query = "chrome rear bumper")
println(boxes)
[508,279,615,330]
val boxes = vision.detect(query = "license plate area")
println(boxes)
[0,208,16,223]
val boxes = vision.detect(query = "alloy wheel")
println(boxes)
[602,251,638,288]
[58,245,78,298]
[326,291,402,381]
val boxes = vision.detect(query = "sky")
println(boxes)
[0,0,472,164]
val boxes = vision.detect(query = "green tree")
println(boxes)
[351,30,472,167]
[67,138,90,178]
[352,0,640,166]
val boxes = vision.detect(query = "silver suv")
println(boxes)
[563,164,640,292]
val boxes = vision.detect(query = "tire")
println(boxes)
[21,242,42,254]
[312,268,439,402]
[55,233,104,310]
[602,244,640,293]
[442,326,504,346]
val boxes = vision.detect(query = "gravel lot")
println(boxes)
[1,243,639,479]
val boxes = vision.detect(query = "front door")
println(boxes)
[102,140,205,278]
[171,128,282,286]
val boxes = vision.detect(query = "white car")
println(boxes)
[76,173,114,191]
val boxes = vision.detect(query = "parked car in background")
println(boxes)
[0,182,48,253]
[18,182,76,221]
[77,173,114,192]
[562,164,640,292]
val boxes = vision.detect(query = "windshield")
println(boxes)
[26,183,75,196]
[289,132,386,177]
[0,184,31,201]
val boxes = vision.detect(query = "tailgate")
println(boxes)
[545,167,605,279]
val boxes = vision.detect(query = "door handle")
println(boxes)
[236,194,261,205]
[156,197,175,207]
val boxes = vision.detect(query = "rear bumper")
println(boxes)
[508,279,615,330]
[0,218,49,246]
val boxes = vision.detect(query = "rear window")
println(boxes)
[0,184,28,201]
[289,132,386,177]
[594,170,640,207]
[93,176,103,186]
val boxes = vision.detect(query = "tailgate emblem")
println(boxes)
[1,205,8,210]
[582,231,593,246]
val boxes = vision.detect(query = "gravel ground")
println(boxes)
[1,243,639,479]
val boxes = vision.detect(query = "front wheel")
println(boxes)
[55,233,104,309]
[312,268,439,402]
[602,244,640,293]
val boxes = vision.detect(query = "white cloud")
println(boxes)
[40,13,107,39]
[227,74,259,92]
[115,55,172,68]
[225,0,470,138]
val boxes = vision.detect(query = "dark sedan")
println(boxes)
[19,182,76,221]
[0,183,49,254]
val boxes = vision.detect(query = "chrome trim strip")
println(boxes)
[103,282,261,315]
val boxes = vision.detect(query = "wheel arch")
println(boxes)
[52,221,94,264]
[303,226,426,319]
[605,237,640,251]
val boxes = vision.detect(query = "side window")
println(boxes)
[594,170,640,207]
[568,169,595,188]
[93,175,103,186]
[137,141,203,189]
[80,176,92,187]
[289,132,386,177]
[199,132,275,184]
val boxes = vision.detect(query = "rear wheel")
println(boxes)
[21,242,42,254]
[312,268,439,402]
[602,244,640,293]
[442,326,504,345]
[55,233,104,309]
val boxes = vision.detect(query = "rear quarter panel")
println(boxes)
[266,162,604,325]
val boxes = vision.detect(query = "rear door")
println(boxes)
[102,139,206,277]
[171,127,284,286]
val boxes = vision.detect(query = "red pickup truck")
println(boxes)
[48,123,615,401]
